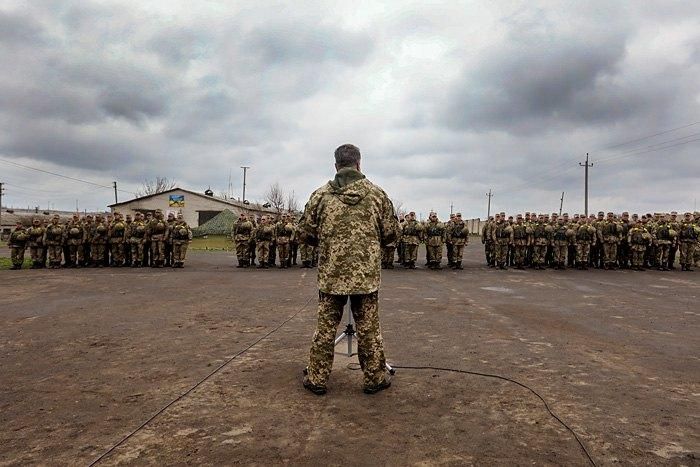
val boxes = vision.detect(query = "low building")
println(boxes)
[108,188,278,228]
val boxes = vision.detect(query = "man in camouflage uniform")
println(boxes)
[254,215,274,269]
[678,212,698,271]
[232,212,254,268]
[401,212,421,269]
[43,215,65,268]
[492,213,513,270]
[511,214,531,269]
[551,217,572,270]
[667,211,680,269]
[531,214,551,270]
[108,212,127,267]
[81,215,93,266]
[447,213,469,270]
[90,215,109,267]
[27,218,46,269]
[164,212,176,267]
[381,231,397,269]
[445,213,455,267]
[652,216,673,271]
[590,211,605,268]
[575,217,597,270]
[628,219,651,271]
[147,210,169,267]
[600,212,622,270]
[424,212,446,270]
[481,216,495,267]
[694,212,700,267]
[274,213,294,269]
[65,214,86,268]
[298,144,398,395]
[9,221,28,269]
[171,213,192,268]
[127,212,147,267]
[617,212,631,269]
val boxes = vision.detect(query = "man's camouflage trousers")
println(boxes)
[307,291,387,389]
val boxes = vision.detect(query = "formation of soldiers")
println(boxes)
[481,211,700,271]
[7,209,192,270]
[231,212,318,269]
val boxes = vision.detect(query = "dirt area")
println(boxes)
[1,246,698,466]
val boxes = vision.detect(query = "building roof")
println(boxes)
[108,187,276,213]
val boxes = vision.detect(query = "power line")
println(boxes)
[595,134,700,164]
[599,121,700,151]
[0,157,136,195]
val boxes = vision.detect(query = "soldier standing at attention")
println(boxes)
[424,212,446,270]
[90,215,108,267]
[678,212,698,271]
[147,210,169,268]
[232,212,254,268]
[601,212,622,270]
[401,212,421,269]
[628,220,651,271]
[481,216,495,267]
[9,221,28,269]
[298,144,398,395]
[123,214,133,267]
[531,215,551,270]
[652,216,673,271]
[667,211,680,269]
[27,218,46,269]
[511,214,531,270]
[552,217,571,270]
[492,213,513,270]
[66,214,86,268]
[445,213,455,268]
[164,212,176,267]
[575,217,596,270]
[275,213,294,269]
[127,212,147,267]
[254,215,274,269]
[108,212,127,267]
[171,213,192,268]
[447,213,469,270]
[43,214,65,269]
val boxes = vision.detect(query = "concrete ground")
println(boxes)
[0,246,698,466]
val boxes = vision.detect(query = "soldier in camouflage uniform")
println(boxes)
[9,222,28,269]
[90,215,109,267]
[401,212,421,269]
[575,217,596,270]
[531,215,551,270]
[298,144,398,395]
[232,212,254,268]
[65,214,86,268]
[108,212,127,267]
[127,212,147,267]
[694,212,700,267]
[551,217,572,270]
[424,212,446,270]
[600,212,622,270]
[511,214,531,269]
[43,215,65,269]
[381,233,397,269]
[254,215,274,269]
[678,212,698,271]
[445,213,455,267]
[447,213,469,269]
[164,212,176,267]
[171,213,192,268]
[617,212,631,269]
[481,216,495,267]
[274,213,294,269]
[667,212,680,269]
[27,218,46,269]
[147,210,169,267]
[652,216,673,271]
[123,214,132,267]
[628,220,651,271]
[492,213,513,270]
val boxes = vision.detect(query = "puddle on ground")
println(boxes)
[480,286,513,293]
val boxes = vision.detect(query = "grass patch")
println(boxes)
[0,257,34,270]
[190,235,234,251]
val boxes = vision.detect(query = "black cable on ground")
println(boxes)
[391,365,597,467]
[88,296,314,466]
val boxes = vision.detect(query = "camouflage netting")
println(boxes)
[192,209,236,237]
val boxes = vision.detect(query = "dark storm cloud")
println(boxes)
[0,9,48,45]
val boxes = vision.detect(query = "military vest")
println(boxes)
[451,223,466,238]
[513,225,527,240]
[554,226,568,241]
[576,225,591,241]
[656,225,670,241]
[495,223,510,239]
[427,223,444,237]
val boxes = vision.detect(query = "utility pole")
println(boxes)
[0,182,4,232]
[486,189,493,218]
[450,202,454,215]
[241,166,250,202]
[559,192,565,216]
[579,153,593,217]
[113,181,118,204]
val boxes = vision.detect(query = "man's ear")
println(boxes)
[356,161,361,171]
[335,163,340,171]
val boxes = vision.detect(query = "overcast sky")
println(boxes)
[1,1,699,219]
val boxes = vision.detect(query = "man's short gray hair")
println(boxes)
[334,144,361,168]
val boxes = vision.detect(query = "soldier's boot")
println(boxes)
[386,262,394,269]
[433,262,442,270]
[455,262,463,270]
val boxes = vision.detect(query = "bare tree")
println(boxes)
[265,182,286,213]
[136,177,177,197]
[285,190,299,213]
[391,198,406,219]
